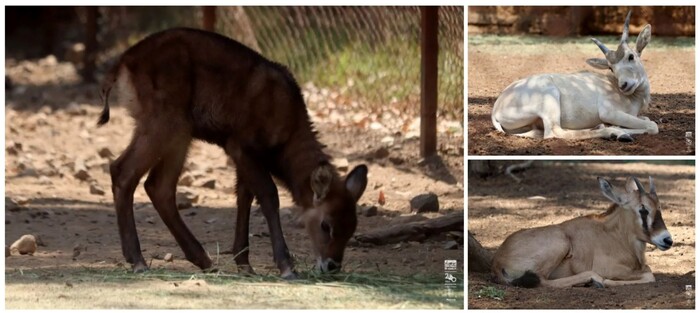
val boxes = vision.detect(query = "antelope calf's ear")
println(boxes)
[345,165,368,202]
[311,163,334,201]
[598,177,623,204]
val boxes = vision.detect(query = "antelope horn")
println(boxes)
[632,176,646,194]
[649,176,656,195]
[621,10,632,43]
[591,38,610,55]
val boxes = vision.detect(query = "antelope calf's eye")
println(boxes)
[321,220,331,233]
[628,54,634,61]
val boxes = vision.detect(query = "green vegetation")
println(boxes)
[474,286,505,301]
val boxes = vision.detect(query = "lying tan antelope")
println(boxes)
[492,176,672,288]
[491,11,657,142]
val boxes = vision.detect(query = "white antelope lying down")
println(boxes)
[491,11,658,142]
[492,176,672,288]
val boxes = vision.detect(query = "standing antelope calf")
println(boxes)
[491,11,658,142]
[97,28,368,279]
[492,176,672,288]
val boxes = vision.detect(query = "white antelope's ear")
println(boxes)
[311,163,334,202]
[635,24,652,55]
[598,177,623,204]
[586,58,609,70]
[345,165,368,202]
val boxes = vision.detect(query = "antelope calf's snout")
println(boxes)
[319,258,341,273]
[663,237,673,247]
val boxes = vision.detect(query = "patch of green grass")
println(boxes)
[474,286,505,301]
[6,267,464,309]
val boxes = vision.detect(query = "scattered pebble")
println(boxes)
[98,147,114,159]
[164,253,173,262]
[362,205,378,217]
[178,174,194,187]
[90,184,105,196]
[410,192,440,213]
[443,240,459,250]
[199,179,216,189]
[10,234,37,255]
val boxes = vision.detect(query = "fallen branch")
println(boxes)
[354,212,463,245]
[505,160,534,183]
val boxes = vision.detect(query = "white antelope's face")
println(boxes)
[586,11,652,96]
[599,176,673,251]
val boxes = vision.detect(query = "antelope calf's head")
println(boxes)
[304,163,368,273]
[598,176,673,251]
[586,11,652,95]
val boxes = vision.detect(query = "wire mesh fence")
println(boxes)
[218,6,463,118]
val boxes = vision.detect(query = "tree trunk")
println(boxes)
[468,231,493,273]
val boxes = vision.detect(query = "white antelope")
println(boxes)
[491,11,657,142]
[492,176,672,288]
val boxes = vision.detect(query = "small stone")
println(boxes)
[443,240,459,250]
[37,175,52,185]
[176,192,196,210]
[6,197,22,212]
[205,217,218,224]
[74,169,90,181]
[89,184,105,195]
[199,179,216,189]
[373,147,390,159]
[362,206,378,217]
[410,193,439,213]
[392,243,402,250]
[145,216,155,224]
[333,158,349,172]
[380,136,395,145]
[10,234,37,255]
[97,147,114,159]
[164,253,173,262]
[178,174,194,187]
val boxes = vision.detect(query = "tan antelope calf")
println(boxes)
[492,176,672,288]
[491,11,657,142]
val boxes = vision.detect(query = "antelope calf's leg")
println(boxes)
[232,179,256,275]
[144,138,212,271]
[111,130,169,273]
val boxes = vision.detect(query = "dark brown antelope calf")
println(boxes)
[97,28,368,279]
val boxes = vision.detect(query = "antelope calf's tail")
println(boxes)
[510,270,541,288]
[97,64,120,126]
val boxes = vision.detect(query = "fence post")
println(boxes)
[420,6,438,158]
[203,6,217,31]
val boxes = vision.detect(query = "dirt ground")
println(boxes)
[468,36,695,155]
[468,161,695,309]
[4,57,464,309]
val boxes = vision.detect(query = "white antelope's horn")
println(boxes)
[591,38,610,55]
[620,10,632,43]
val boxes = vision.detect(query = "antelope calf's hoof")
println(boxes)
[617,134,634,142]
[590,279,605,289]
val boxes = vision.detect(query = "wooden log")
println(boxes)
[468,231,493,273]
[355,212,463,245]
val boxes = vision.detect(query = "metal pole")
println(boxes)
[420,6,439,158]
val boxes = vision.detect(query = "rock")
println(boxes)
[89,184,105,195]
[178,174,194,186]
[97,147,114,159]
[333,158,349,172]
[410,193,439,213]
[74,169,90,181]
[164,253,173,262]
[443,240,459,250]
[204,217,218,224]
[145,216,155,224]
[6,197,22,212]
[176,192,197,210]
[380,136,395,145]
[362,206,378,217]
[199,179,216,189]
[10,234,37,255]
[374,147,390,159]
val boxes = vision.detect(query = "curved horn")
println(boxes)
[621,10,632,43]
[591,38,610,55]
[632,176,646,194]
[649,176,656,195]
